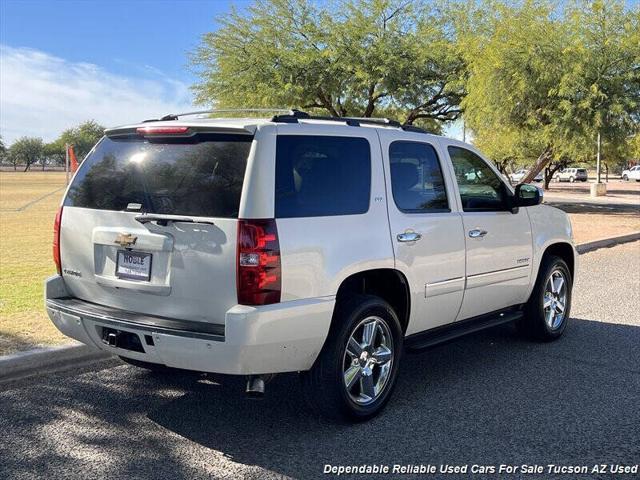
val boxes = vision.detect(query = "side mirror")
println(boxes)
[514,183,543,207]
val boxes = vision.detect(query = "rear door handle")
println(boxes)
[397,232,422,243]
[468,229,488,238]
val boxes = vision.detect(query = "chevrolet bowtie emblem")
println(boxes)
[115,233,138,248]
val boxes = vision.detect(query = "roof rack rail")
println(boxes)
[143,108,293,123]
[271,110,429,134]
[401,125,429,134]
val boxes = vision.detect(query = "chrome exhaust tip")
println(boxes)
[245,375,266,398]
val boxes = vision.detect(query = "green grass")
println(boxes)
[0,172,69,354]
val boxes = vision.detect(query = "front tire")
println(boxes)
[301,295,403,423]
[622,174,628,181]
[519,255,572,341]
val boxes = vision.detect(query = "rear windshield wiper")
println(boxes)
[135,214,215,226]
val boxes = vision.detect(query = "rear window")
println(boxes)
[275,135,371,218]
[577,169,587,173]
[64,133,252,218]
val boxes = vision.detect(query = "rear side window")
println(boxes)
[275,135,371,218]
[64,133,252,218]
[389,141,448,213]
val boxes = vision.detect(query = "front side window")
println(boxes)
[389,141,448,213]
[275,135,371,218]
[448,146,510,212]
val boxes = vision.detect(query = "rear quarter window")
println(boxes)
[275,135,371,218]
[64,133,252,218]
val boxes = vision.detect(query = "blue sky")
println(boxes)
[0,0,250,143]
[0,0,463,143]
[1,0,246,85]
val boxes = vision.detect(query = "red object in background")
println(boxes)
[68,145,79,172]
[53,207,63,275]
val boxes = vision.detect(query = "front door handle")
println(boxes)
[468,229,488,238]
[397,232,422,243]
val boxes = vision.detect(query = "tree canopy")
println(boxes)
[49,120,105,160]
[7,137,45,172]
[462,0,639,184]
[191,0,465,130]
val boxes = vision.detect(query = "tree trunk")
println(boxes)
[522,146,553,184]
[544,163,565,190]
[544,168,552,190]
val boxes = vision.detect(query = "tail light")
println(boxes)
[53,206,63,275]
[237,219,281,305]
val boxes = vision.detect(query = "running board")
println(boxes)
[404,307,523,352]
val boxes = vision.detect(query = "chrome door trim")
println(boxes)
[465,265,530,290]
[425,277,465,298]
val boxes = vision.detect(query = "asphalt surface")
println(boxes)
[1,242,639,480]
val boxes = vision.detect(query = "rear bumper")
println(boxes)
[45,275,334,375]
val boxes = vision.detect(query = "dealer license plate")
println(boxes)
[116,250,152,281]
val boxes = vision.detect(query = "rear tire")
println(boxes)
[519,255,572,341]
[301,295,403,423]
[569,176,575,183]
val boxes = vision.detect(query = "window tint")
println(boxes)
[448,146,510,212]
[65,134,252,218]
[275,135,371,218]
[389,141,448,213]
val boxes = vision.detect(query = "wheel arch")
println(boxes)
[542,242,576,280]
[527,240,577,301]
[332,268,411,334]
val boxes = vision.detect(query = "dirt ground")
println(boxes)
[544,179,640,244]
[569,213,640,244]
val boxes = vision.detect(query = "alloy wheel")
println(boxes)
[343,316,394,405]
[543,269,568,330]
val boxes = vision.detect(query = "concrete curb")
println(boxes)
[576,231,640,254]
[1,231,639,384]
[0,342,113,385]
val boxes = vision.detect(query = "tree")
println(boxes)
[8,137,45,172]
[43,142,65,169]
[463,0,639,188]
[52,120,105,161]
[190,0,465,127]
[0,135,6,164]
[560,0,640,180]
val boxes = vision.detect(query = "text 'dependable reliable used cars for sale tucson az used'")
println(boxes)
[45,110,577,422]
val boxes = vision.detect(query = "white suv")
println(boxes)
[622,165,640,181]
[554,167,588,182]
[45,110,577,422]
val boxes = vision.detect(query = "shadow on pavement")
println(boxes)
[545,201,640,215]
[1,318,639,479]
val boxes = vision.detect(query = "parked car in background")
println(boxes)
[509,169,543,184]
[554,168,588,183]
[45,110,577,422]
[621,165,640,182]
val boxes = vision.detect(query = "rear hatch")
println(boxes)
[58,126,253,325]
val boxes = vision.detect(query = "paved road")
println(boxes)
[1,243,639,479]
